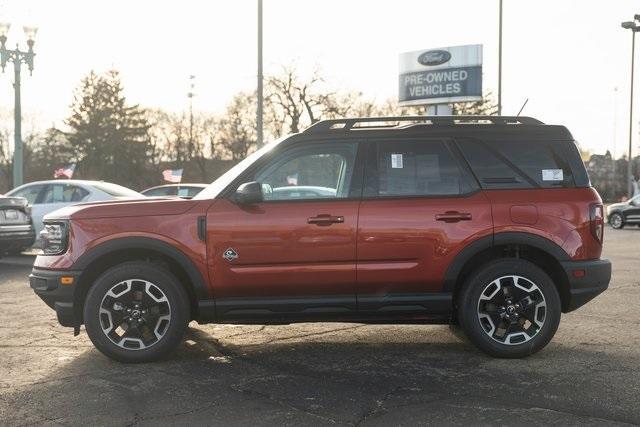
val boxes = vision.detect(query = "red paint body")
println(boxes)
[34,187,603,299]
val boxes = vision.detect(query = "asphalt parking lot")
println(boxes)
[1,227,639,426]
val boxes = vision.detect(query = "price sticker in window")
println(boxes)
[391,153,404,169]
[542,169,563,181]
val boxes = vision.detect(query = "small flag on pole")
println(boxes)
[53,163,76,179]
[162,168,183,183]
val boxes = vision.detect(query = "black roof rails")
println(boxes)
[303,115,544,134]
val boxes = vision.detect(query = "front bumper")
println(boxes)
[0,224,35,251]
[29,267,81,327]
[560,259,611,312]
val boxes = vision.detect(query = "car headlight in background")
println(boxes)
[40,222,69,255]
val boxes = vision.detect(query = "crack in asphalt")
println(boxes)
[254,324,369,346]
[353,391,639,426]
[216,325,267,339]
[230,383,343,425]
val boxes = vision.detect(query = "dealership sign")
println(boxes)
[399,44,482,106]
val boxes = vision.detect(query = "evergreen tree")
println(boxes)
[65,70,151,189]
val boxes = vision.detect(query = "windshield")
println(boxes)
[195,138,284,200]
[91,182,143,197]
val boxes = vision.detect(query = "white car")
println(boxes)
[6,180,144,245]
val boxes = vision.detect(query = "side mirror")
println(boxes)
[234,181,263,205]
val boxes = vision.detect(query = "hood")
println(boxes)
[44,197,197,221]
[607,201,628,212]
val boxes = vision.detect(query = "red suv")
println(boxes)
[30,116,611,362]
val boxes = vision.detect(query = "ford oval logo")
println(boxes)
[417,50,451,66]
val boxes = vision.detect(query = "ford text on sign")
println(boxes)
[399,66,482,104]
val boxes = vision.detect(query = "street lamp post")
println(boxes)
[622,18,640,198]
[257,0,264,147]
[0,22,37,189]
[497,0,503,116]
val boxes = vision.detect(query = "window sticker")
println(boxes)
[391,153,404,169]
[542,169,563,181]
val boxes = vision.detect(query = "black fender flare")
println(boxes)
[442,232,570,292]
[72,236,210,300]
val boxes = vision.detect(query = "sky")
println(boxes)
[0,0,638,157]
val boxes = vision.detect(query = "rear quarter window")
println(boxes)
[457,139,575,189]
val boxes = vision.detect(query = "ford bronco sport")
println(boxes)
[30,116,611,363]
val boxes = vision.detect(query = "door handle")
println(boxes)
[307,214,345,225]
[435,211,472,223]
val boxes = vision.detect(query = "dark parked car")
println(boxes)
[30,115,610,363]
[607,195,640,229]
[141,184,207,199]
[0,196,35,255]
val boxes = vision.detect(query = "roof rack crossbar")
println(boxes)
[304,115,544,133]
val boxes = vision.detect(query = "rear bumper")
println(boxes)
[29,267,81,327]
[560,259,611,312]
[0,224,35,251]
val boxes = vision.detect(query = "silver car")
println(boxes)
[6,180,144,245]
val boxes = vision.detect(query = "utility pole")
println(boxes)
[257,0,264,147]
[497,0,503,116]
[188,75,195,155]
[629,30,636,198]
[613,87,618,178]
[621,17,640,198]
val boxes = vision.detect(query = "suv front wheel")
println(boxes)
[609,212,624,229]
[458,259,561,358]
[84,262,190,363]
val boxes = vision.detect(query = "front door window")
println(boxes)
[254,143,358,201]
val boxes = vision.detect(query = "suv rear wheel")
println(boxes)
[458,259,561,358]
[83,262,189,363]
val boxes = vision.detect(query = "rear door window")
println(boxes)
[457,139,574,189]
[41,184,90,203]
[365,140,474,197]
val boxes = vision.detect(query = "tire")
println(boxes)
[83,261,190,363]
[458,258,561,358]
[609,213,624,229]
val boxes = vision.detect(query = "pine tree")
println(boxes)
[65,70,151,189]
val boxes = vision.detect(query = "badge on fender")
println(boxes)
[223,248,238,261]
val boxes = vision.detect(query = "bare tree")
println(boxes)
[213,92,257,161]
[265,66,365,136]
[451,92,498,115]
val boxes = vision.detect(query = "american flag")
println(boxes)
[162,168,183,183]
[53,163,76,179]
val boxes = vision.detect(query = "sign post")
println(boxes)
[399,44,482,114]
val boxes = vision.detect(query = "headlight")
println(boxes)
[40,222,69,255]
